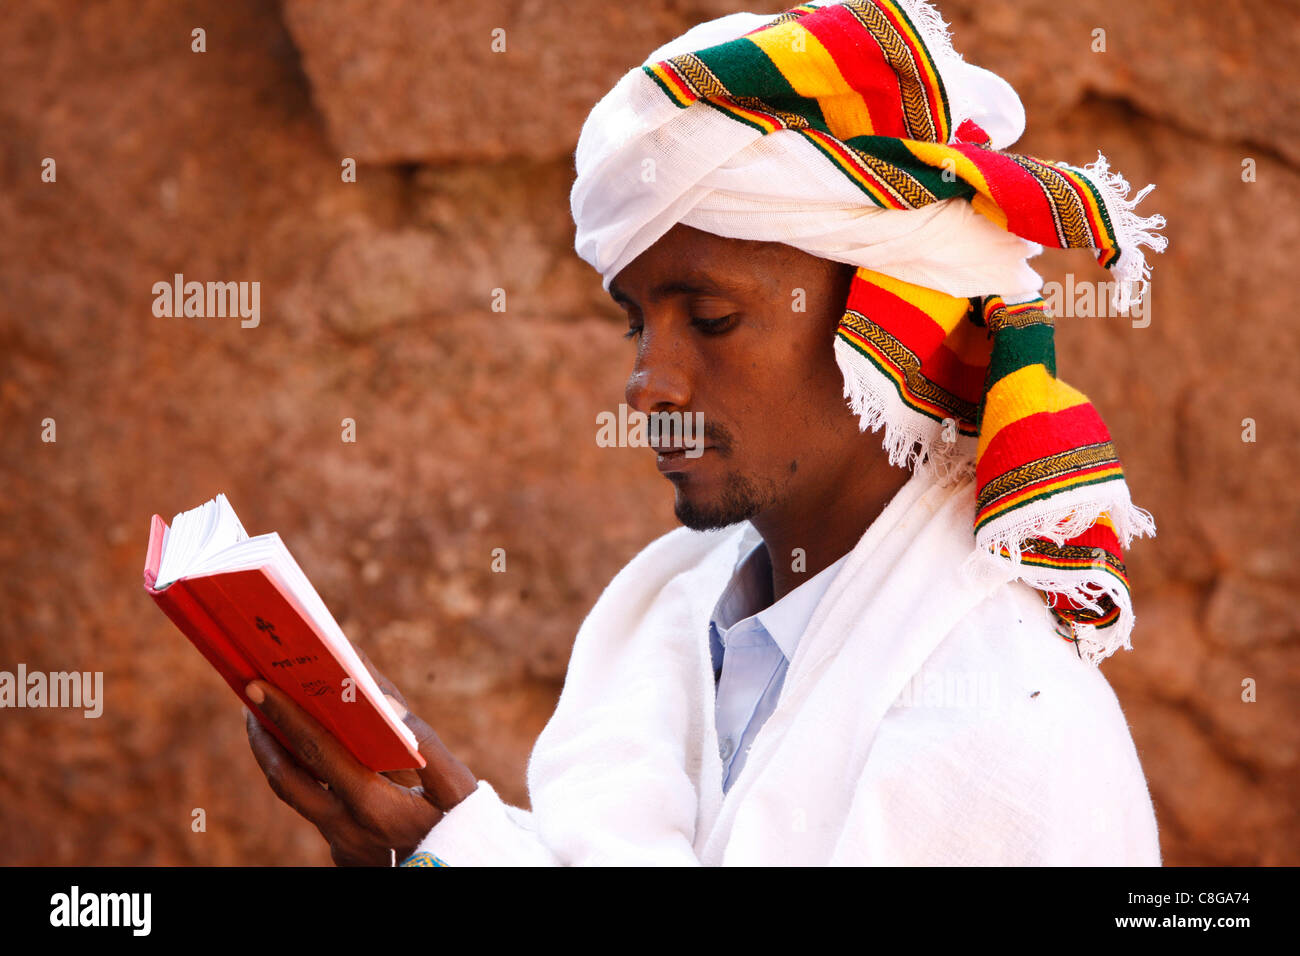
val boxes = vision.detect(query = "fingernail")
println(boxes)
[384,694,408,720]
[246,682,265,705]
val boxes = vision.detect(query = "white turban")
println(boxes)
[570,0,1047,302]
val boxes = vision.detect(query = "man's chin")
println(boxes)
[673,501,750,531]
[669,473,766,531]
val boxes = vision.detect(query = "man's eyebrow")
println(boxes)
[608,282,633,306]
[608,276,739,307]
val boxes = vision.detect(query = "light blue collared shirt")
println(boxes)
[708,540,851,794]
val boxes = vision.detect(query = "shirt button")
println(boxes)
[719,738,734,761]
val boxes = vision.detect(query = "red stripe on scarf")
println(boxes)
[921,342,987,406]
[1064,520,1125,559]
[954,145,1063,246]
[849,277,948,357]
[976,402,1112,482]
[800,3,909,139]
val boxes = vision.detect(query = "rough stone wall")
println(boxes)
[0,0,1294,865]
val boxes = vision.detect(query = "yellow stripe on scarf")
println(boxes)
[977,364,1090,459]
[860,268,971,334]
[749,24,877,140]
[903,141,1010,231]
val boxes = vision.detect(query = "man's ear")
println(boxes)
[831,262,857,315]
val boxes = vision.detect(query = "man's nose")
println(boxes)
[625,327,691,414]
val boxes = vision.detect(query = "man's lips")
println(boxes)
[654,445,714,473]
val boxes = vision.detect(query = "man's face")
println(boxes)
[609,223,862,531]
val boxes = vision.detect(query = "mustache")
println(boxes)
[702,420,732,454]
[642,410,732,454]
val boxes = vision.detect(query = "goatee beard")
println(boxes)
[672,469,773,531]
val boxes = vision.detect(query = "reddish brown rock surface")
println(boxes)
[1,0,1295,865]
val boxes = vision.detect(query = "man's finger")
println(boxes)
[353,645,407,707]
[246,680,385,812]
[378,695,424,789]
[402,709,478,811]
[245,707,346,823]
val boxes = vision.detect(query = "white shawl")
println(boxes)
[409,467,1160,865]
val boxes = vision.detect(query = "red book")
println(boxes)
[142,495,425,773]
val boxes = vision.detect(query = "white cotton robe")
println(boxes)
[409,466,1162,866]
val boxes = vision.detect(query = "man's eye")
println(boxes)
[623,325,642,340]
[693,314,737,334]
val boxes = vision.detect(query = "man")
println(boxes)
[246,0,1164,865]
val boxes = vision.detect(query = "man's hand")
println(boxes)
[244,656,477,866]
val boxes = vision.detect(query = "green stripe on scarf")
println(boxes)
[845,135,976,199]
[696,40,832,133]
[985,322,1057,386]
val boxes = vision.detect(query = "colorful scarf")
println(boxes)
[571,0,1166,662]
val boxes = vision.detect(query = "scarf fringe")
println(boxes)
[976,482,1157,555]
[834,337,976,486]
[894,0,960,64]
[1076,151,1168,313]
[961,545,1139,665]
[837,331,1158,665]
[961,484,1156,664]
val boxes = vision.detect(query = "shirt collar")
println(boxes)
[709,541,852,662]
[711,542,773,633]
